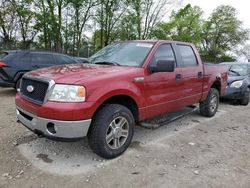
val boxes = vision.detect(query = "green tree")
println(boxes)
[152,4,204,45]
[201,5,249,63]
[129,0,173,39]
[10,0,37,49]
[34,1,54,50]
[0,0,17,49]
[68,0,98,56]
[236,44,250,62]
[95,0,127,48]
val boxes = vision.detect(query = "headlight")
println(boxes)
[230,80,243,88]
[49,84,86,102]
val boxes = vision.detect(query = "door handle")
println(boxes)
[176,74,182,80]
[198,72,203,78]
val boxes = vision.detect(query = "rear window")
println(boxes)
[55,55,77,64]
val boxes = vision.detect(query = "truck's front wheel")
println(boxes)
[88,104,135,159]
[199,88,219,117]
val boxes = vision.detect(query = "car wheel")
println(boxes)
[200,88,219,117]
[239,88,250,106]
[15,78,21,91]
[88,104,135,159]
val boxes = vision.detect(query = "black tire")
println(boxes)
[239,89,250,106]
[88,104,135,159]
[15,78,21,91]
[199,88,219,117]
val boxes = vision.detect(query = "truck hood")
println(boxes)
[26,64,135,84]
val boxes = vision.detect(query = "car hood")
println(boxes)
[25,64,135,84]
[228,75,247,84]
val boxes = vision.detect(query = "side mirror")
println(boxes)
[148,60,175,73]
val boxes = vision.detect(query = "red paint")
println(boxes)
[15,40,228,121]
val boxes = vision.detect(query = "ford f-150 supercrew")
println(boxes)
[16,40,228,159]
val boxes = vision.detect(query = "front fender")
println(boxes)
[87,81,143,106]
[85,81,144,117]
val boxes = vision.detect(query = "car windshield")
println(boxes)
[228,64,248,76]
[0,52,8,59]
[89,42,154,67]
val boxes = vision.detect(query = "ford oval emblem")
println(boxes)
[27,85,34,93]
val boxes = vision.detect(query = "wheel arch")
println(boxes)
[210,78,221,94]
[92,93,141,123]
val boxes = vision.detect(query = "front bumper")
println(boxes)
[16,106,92,140]
[221,86,245,99]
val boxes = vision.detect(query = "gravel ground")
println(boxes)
[0,88,249,188]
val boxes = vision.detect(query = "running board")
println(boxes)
[139,105,198,129]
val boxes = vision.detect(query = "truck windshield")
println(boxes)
[89,42,154,67]
[228,64,248,76]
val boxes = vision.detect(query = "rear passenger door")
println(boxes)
[30,53,56,69]
[175,44,203,106]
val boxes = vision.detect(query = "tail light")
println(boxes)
[0,61,6,68]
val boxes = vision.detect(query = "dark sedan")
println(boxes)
[0,50,79,90]
[220,62,250,105]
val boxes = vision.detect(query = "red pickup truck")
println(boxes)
[16,40,228,159]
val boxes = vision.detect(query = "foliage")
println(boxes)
[153,4,249,63]
[201,5,249,63]
[236,44,250,62]
[0,1,249,61]
[152,4,204,46]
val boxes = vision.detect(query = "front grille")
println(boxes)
[20,77,49,104]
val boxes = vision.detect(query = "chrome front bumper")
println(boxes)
[16,107,91,139]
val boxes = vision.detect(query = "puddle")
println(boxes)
[18,137,110,175]
[191,119,200,123]
[130,141,143,149]
[36,154,53,163]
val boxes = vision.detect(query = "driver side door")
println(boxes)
[143,43,184,118]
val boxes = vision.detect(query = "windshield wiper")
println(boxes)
[229,69,241,76]
[94,61,121,66]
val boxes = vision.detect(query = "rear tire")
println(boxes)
[200,88,219,117]
[88,104,135,159]
[239,88,250,106]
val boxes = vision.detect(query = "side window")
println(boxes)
[55,55,76,64]
[177,45,197,67]
[18,53,31,63]
[31,53,54,64]
[151,44,176,65]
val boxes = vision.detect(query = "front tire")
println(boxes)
[239,88,250,106]
[15,78,21,91]
[200,88,219,117]
[88,104,135,159]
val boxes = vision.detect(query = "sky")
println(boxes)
[182,0,250,29]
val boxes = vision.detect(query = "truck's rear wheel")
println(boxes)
[199,88,219,117]
[88,104,135,159]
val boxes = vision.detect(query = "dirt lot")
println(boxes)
[0,88,249,188]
